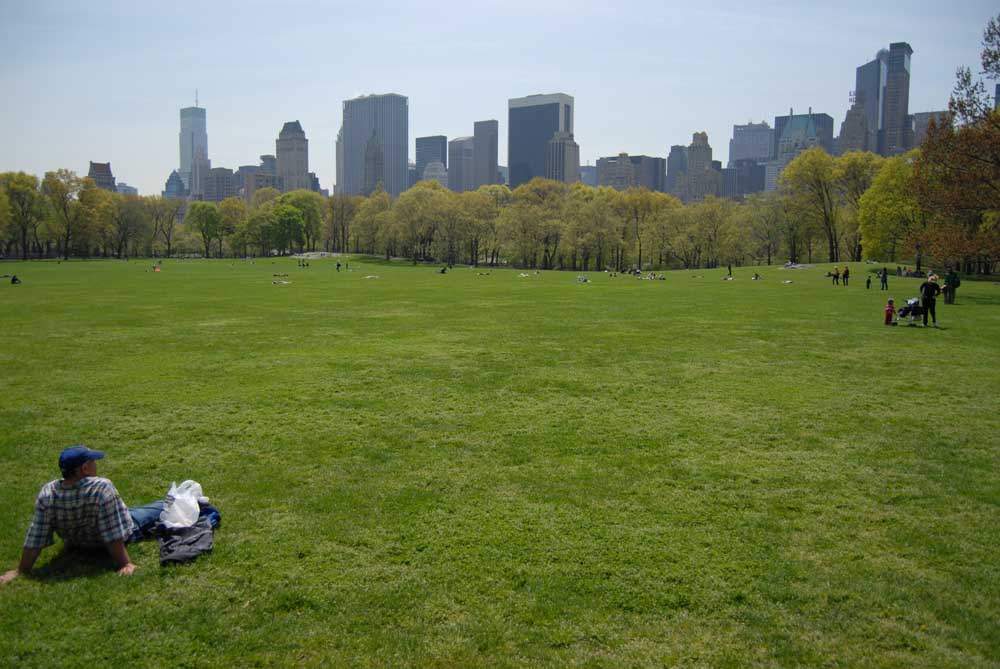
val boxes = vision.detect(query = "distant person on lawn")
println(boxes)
[0,446,165,584]
[919,275,942,327]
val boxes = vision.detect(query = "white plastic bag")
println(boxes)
[159,480,208,529]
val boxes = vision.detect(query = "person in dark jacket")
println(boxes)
[943,269,961,304]
[919,275,942,327]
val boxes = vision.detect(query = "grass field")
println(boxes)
[1,257,998,668]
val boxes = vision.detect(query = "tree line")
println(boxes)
[2,15,997,273]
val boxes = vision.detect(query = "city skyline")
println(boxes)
[0,1,994,195]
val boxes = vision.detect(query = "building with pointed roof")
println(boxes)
[276,121,309,192]
[88,162,116,192]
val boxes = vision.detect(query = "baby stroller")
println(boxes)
[897,298,923,326]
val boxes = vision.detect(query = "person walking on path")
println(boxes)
[0,446,165,584]
[842,266,850,286]
[919,275,942,327]
[880,267,889,290]
[832,266,840,285]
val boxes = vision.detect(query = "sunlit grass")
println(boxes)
[1,257,998,667]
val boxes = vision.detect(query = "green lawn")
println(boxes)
[1,258,998,668]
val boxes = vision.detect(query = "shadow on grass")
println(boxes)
[31,546,117,582]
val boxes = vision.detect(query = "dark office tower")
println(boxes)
[728,122,772,166]
[276,121,309,192]
[179,104,208,190]
[882,42,913,156]
[338,93,408,197]
[88,162,116,192]
[448,137,475,192]
[473,120,499,188]
[855,49,889,156]
[508,93,574,188]
[363,130,385,195]
[579,164,597,187]
[772,109,834,157]
[408,163,418,190]
[666,145,687,194]
[416,135,447,179]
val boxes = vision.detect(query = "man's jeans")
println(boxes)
[127,500,166,543]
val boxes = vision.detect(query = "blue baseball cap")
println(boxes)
[59,445,105,474]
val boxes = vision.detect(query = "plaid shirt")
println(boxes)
[24,477,135,549]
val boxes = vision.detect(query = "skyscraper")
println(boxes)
[338,93,409,197]
[855,49,889,155]
[276,121,309,192]
[473,120,499,188]
[88,162,116,192]
[772,110,834,158]
[837,92,871,153]
[666,145,688,194]
[416,135,447,179]
[163,170,187,199]
[728,122,772,166]
[179,104,207,190]
[508,93,574,188]
[882,42,913,156]
[448,137,475,192]
[545,131,580,184]
[596,154,666,191]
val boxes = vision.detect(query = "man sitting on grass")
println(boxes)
[0,446,164,584]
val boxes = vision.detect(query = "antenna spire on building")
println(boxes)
[195,89,199,107]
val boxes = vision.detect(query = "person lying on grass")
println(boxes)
[0,446,165,584]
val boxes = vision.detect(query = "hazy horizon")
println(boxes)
[1,1,995,195]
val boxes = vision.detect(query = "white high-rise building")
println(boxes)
[336,93,409,197]
[179,104,207,190]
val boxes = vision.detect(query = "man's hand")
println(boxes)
[0,568,21,585]
[116,563,137,577]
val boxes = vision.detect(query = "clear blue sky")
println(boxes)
[0,1,995,195]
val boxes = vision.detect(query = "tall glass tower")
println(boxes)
[179,103,207,190]
[508,93,574,188]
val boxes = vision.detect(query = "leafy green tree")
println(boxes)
[272,203,304,255]
[41,170,87,260]
[146,196,184,258]
[326,194,362,253]
[835,151,884,261]
[279,191,324,252]
[352,185,391,254]
[503,178,565,268]
[240,208,275,257]
[108,194,150,258]
[1,172,45,259]
[185,201,221,258]
[252,187,281,210]
[218,197,247,258]
[780,147,841,261]
[743,192,784,265]
[0,187,10,252]
[475,184,511,266]
[393,180,442,262]
[859,152,924,264]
